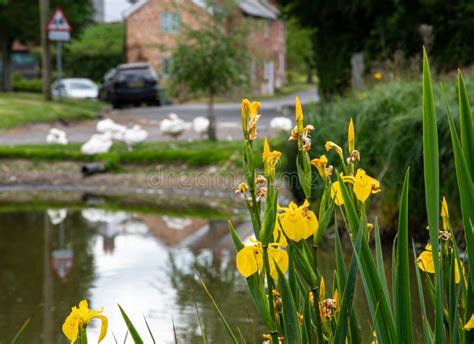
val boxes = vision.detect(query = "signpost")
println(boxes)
[47,8,72,93]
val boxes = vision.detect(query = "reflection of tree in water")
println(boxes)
[167,239,265,344]
[0,210,97,342]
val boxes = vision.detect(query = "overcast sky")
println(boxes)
[104,0,133,22]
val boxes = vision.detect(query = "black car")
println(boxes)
[100,63,160,108]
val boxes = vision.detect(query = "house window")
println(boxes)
[264,20,270,39]
[160,12,180,33]
[160,57,172,78]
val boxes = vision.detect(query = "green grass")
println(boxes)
[0,140,243,167]
[0,92,106,130]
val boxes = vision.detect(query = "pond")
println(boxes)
[0,202,426,343]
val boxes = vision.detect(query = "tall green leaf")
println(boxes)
[443,94,474,287]
[335,172,359,235]
[275,264,302,343]
[118,305,144,344]
[422,48,445,342]
[10,318,30,344]
[457,70,474,178]
[199,276,239,343]
[395,169,413,343]
[412,241,433,344]
[352,217,398,344]
[374,220,390,303]
[334,234,359,344]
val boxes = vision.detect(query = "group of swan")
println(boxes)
[46,128,68,145]
[45,113,293,153]
[82,119,149,154]
[160,113,210,139]
[46,119,148,155]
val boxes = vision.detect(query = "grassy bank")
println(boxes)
[0,93,106,130]
[0,140,243,167]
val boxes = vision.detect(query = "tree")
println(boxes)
[168,1,249,141]
[64,22,123,81]
[0,0,94,91]
[285,17,315,84]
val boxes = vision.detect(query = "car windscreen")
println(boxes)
[67,82,96,90]
[117,68,156,80]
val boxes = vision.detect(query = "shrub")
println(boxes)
[284,71,474,234]
[12,73,42,93]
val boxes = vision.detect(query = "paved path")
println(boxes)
[0,89,318,145]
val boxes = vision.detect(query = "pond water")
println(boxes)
[0,205,426,343]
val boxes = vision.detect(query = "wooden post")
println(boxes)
[39,0,52,100]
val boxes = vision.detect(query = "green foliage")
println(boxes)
[168,5,248,97]
[285,18,314,80]
[64,23,124,81]
[279,0,474,95]
[0,92,103,129]
[12,73,42,93]
[283,70,474,233]
[0,0,93,44]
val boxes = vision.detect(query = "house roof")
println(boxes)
[124,0,279,20]
[123,0,147,18]
[239,1,279,19]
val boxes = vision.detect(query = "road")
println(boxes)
[0,88,319,144]
[116,89,319,124]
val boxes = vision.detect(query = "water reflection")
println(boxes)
[0,207,424,343]
[0,208,257,343]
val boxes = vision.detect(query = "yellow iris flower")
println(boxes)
[262,137,281,178]
[241,98,261,140]
[417,244,463,284]
[325,141,343,159]
[331,169,380,205]
[62,300,108,344]
[319,276,326,301]
[277,200,319,242]
[465,314,474,330]
[311,155,329,181]
[352,168,381,203]
[295,96,303,122]
[236,242,288,280]
[441,196,449,231]
[348,118,355,154]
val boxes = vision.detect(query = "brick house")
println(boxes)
[124,0,285,96]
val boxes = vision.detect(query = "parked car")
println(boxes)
[99,63,160,108]
[51,78,99,99]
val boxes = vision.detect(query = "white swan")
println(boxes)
[81,132,113,155]
[122,125,148,151]
[46,128,68,145]
[96,118,126,140]
[160,113,191,138]
[192,116,210,138]
[269,117,293,132]
[47,208,67,225]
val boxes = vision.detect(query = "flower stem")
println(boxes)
[262,245,279,344]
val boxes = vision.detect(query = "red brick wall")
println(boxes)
[126,0,285,95]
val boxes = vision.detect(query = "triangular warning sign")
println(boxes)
[47,8,72,32]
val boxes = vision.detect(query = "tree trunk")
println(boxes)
[0,37,12,92]
[304,57,313,84]
[207,88,217,141]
